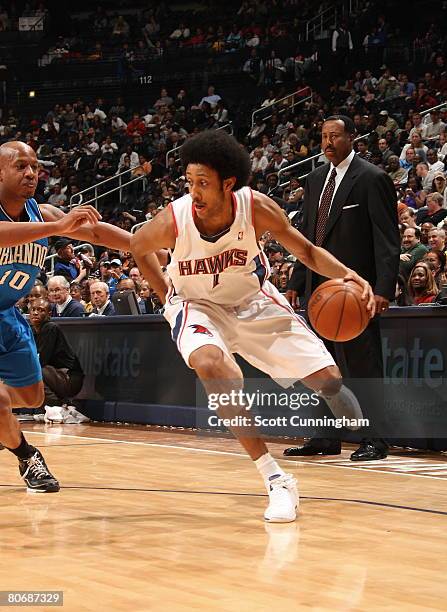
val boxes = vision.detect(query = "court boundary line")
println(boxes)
[23,429,447,481]
[1,482,446,516]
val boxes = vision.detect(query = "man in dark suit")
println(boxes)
[284,115,400,461]
[89,281,115,316]
[48,275,85,317]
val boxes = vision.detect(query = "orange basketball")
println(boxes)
[308,279,369,342]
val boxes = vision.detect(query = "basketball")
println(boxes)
[308,279,369,342]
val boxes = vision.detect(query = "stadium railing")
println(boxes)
[251,87,312,128]
[69,164,149,210]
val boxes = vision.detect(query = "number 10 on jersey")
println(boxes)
[0,269,31,291]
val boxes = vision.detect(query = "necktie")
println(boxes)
[315,167,337,246]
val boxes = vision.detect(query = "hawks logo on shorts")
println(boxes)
[189,324,213,337]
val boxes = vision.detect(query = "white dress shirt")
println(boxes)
[318,149,356,214]
[96,300,111,316]
[56,295,72,315]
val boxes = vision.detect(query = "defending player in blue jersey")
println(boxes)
[0,141,143,493]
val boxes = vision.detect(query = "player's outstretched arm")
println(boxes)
[253,192,375,316]
[41,204,131,252]
[130,206,176,305]
[0,205,101,248]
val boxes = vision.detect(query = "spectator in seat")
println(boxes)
[376,110,398,136]
[101,136,118,156]
[47,184,67,207]
[29,283,48,307]
[378,138,394,164]
[90,281,115,316]
[126,113,146,137]
[409,112,424,139]
[108,258,127,295]
[48,276,85,317]
[422,109,446,140]
[69,282,85,307]
[267,150,288,174]
[112,15,130,39]
[438,130,447,161]
[129,267,143,284]
[387,155,407,185]
[212,100,229,127]
[29,299,84,408]
[198,85,221,110]
[416,162,436,192]
[276,261,293,294]
[394,274,413,306]
[408,262,439,304]
[382,76,400,101]
[154,88,174,109]
[427,227,446,253]
[432,172,447,207]
[399,74,416,98]
[264,243,285,266]
[423,249,447,287]
[247,117,266,147]
[400,133,428,162]
[251,147,268,178]
[414,83,437,111]
[169,22,190,41]
[111,112,127,136]
[426,149,444,173]
[420,222,435,245]
[399,206,418,228]
[53,239,85,283]
[400,147,416,171]
[80,278,93,314]
[138,280,157,314]
[418,192,447,226]
[399,227,428,279]
[356,139,373,162]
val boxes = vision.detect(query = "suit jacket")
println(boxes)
[91,301,115,316]
[289,154,400,301]
[51,299,85,318]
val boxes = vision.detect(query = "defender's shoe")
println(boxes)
[19,449,60,493]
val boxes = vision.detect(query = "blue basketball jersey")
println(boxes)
[0,198,48,310]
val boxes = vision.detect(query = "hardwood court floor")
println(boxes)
[1,423,447,611]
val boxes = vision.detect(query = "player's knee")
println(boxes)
[31,384,45,408]
[190,347,227,380]
[319,373,343,397]
[16,383,44,409]
[0,387,12,417]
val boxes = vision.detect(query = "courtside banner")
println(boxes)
[56,308,447,439]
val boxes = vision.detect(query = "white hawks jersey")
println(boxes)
[167,186,270,306]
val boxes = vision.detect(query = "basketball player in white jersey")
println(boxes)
[131,130,375,523]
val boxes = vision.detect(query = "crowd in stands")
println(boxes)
[1,1,447,313]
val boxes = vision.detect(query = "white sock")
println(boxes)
[255,453,285,490]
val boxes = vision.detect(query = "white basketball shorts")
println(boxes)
[164,281,335,385]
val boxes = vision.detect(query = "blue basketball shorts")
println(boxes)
[0,307,42,388]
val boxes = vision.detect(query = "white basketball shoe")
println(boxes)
[264,473,299,523]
